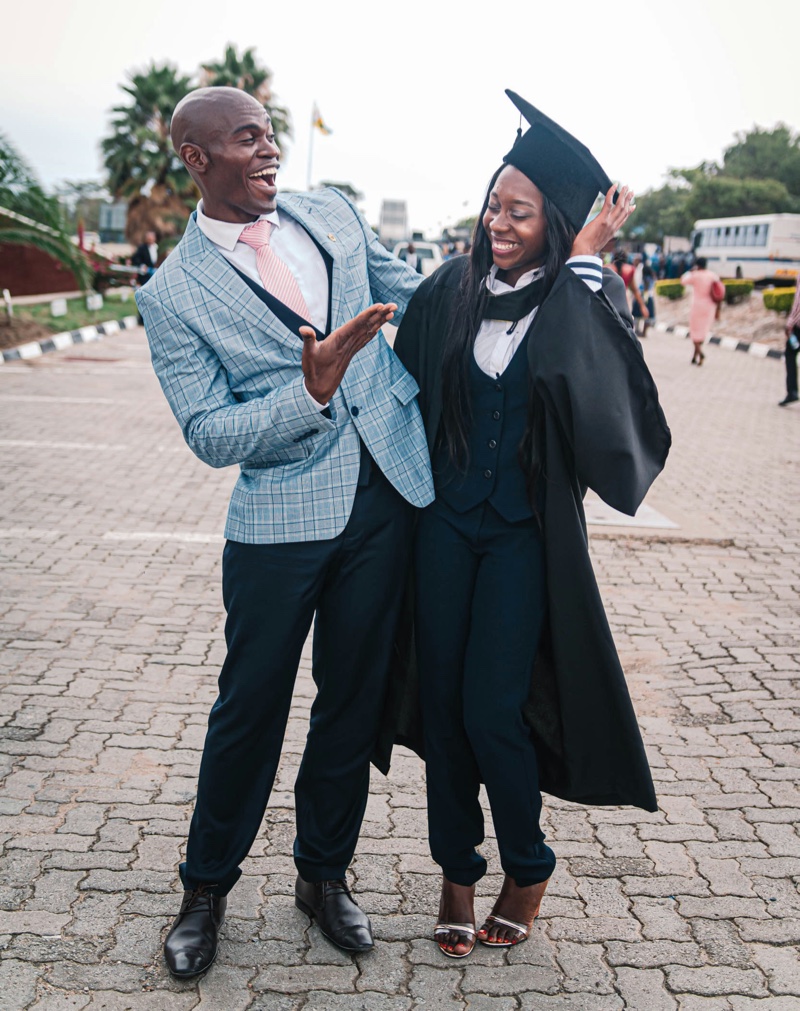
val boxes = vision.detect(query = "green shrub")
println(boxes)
[763,288,797,313]
[655,280,684,300]
[722,279,754,304]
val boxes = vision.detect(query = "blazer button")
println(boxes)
[484,469,493,479]
[488,439,497,449]
[494,383,502,391]
[350,406,360,417]
[492,410,501,420]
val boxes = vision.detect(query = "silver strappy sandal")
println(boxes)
[433,921,477,958]
[478,912,531,947]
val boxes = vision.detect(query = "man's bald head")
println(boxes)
[170,87,280,223]
[171,87,266,154]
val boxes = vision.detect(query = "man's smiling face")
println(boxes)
[199,92,281,223]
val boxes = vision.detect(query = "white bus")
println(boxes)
[691,213,800,283]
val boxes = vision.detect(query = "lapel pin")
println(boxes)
[327,233,337,242]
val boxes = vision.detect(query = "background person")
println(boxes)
[681,256,722,365]
[401,241,424,273]
[131,230,159,323]
[635,254,656,337]
[626,253,650,329]
[780,282,800,405]
[393,90,670,961]
[130,229,159,280]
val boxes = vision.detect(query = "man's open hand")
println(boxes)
[301,303,397,404]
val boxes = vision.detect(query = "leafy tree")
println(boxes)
[201,44,291,147]
[668,161,718,187]
[622,135,800,244]
[686,174,798,220]
[0,133,92,289]
[620,184,693,244]
[721,125,800,196]
[454,214,478,233]
[101,62,195,243]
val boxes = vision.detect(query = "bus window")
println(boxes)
[745,225,756,246]
[755,224,769,246]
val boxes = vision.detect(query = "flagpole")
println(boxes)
[306,103,315,191]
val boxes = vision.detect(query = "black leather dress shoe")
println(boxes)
[779,394,798,406]
[164,886,227,978]
[295,875,374,952]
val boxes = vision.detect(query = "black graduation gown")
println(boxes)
[374,256,671,813]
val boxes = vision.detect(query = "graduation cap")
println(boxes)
[503,89,613,232]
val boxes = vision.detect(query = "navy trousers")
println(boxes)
[181,461,413,895]
[415,498,556,888]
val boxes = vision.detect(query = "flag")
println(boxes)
[312,104,332,135]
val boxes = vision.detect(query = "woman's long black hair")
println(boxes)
[439,164,578,497]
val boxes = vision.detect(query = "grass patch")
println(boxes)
[18,291,137,334]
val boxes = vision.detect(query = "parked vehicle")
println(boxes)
[691,214,800,285]
[392,241,443,277]
[91,258,139,294]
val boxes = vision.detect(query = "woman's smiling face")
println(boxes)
[482,165,549,287]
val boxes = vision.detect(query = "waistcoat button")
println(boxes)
[492,410,501,420]
[484,469,493,479]
[488,439,497,449]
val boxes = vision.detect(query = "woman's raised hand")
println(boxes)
[570,184,636,258]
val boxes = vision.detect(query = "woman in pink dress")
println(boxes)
[681,257,721,365]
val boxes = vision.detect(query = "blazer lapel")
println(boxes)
[278,195,346,328]
[179,216,302,353]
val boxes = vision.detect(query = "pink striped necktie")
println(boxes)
[238,219,311,321]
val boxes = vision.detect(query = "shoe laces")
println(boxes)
[183,884,218,914]
[323,879,352,902]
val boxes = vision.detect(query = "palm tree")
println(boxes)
[201,45,291,147]
[101,62,196,243]
[0,133,92,289]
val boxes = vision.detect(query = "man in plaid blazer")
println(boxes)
[136,87,433,977]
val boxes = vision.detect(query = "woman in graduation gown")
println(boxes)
[391,91,671,959]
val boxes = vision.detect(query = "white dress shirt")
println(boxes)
[195,201,330,333]
[474,255,604,378]
[195,200,331,407]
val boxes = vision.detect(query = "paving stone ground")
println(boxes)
[0,325,798,1010]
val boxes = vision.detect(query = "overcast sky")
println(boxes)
[3,0,799,236]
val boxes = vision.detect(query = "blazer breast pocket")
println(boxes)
[389,371,420,406]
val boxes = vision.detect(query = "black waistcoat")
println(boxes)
[433,333,533,522]
[231,235,374,485]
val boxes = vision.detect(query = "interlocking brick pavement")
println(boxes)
[0,327,798,1009]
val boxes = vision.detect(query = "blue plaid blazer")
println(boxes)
[136,188,434,543]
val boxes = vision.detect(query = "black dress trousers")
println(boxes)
[181,455,413,895]
[415,497,556,889]
[785,326,799,399]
